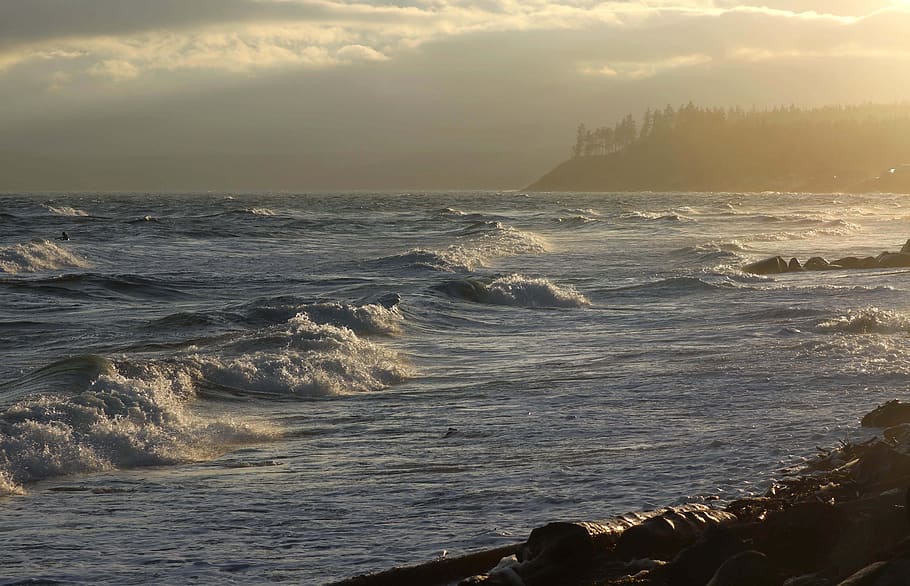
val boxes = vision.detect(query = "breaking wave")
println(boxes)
[43,205,89,217]
[0,360,275,496]
[375,222,547,272]
[0,240,91,274]
[745,220,860,242]
[192,309,410,398]
[0,299,410,494]
[817,307,910,335]
[295,301,403,335]
[621,210,695,223]
[437,274,589,308]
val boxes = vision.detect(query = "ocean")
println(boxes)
[0,191,907,584]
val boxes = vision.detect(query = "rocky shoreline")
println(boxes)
[743,240,910,275]
[331,400,910,586]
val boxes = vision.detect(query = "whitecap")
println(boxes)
[482,274,589,308]
[0,362,275,495]
[0,239,91,274]
[43,205,89,217]
[194,314,411,397]
[817,307,910,335]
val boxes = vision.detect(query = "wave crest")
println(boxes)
[439,274,589,308]
[43,205,89,217]
[0,364,274,495]
[817,307,910,334]
[378,223,547,271]
[295,302,402,335]
[0,240,91,274]
[196,314,411,397]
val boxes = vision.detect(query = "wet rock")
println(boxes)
[805,257,832,270]
[783,575,830,586]
[744,256,790,275]
[875,252,910,268]
[849,441,910,488]
[862,401,910,429]
[789,258,804,271]
[666,525,746,586]
[901,239,910,254]
[883,424,910,448]
[835,561,888,585]
[832,257,879,270]
[613,506,737,561]
[511,512,658,585]
[706,550,779,586]
[753,502,844,575]
[828,491,910,578]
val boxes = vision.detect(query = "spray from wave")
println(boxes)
[43,205,89,217]
[0,300,409,494]
[0,240,91,274]
[621,210,696,223]
[0,361,275,496]
[379,222,548,271]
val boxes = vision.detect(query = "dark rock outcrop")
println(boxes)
[861,400,910,428]
[742,241,910,275]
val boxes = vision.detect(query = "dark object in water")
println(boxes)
[56,231,70,241]
[861,400,910,428]
[743,256,789,275]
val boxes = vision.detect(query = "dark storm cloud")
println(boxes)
[0,0,333,49]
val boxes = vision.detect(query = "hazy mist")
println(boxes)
[2,0,908,190]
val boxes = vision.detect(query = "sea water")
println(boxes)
[0,191,907,584]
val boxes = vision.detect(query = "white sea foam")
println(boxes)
[745,220,861,243]
[246,207,275,216]
[0,239,91,274]
[297,302,403,335]
[817,307,910,334]
[194,314,411,396]
[43,205,89,217]
[393,223,548,271]
[483,274,590,308]
[0,363,275,495]
[621,210,695,223]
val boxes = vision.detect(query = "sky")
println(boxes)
[2,0,910,191]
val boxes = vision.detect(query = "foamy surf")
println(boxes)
[43,205,89,217]
[439,274,589,308]
[0,362,275,496]
[192,312,411,397]
[380,222,548,271]
[817,307,910,335]
[0,240,91,274]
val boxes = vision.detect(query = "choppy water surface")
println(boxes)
[1,191,908,583]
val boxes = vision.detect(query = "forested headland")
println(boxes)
[526,103,910,192]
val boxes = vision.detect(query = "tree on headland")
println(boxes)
[542,102,910,192]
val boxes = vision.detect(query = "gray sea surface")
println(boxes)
[0,191,906,583]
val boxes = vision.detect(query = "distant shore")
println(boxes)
[525,156,910,194]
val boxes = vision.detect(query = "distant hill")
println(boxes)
[526,103,910,193]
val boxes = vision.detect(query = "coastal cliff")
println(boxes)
[526,103,910,193]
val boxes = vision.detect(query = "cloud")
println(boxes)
[581,54,714,79]
[2,1,909,113]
